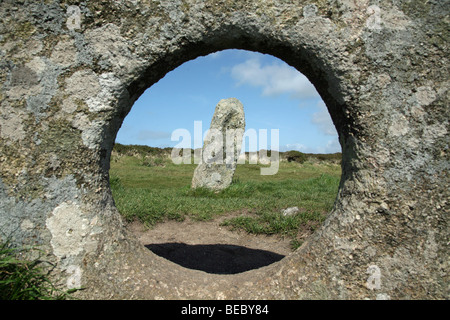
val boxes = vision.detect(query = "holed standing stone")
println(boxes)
[192,98,245,190]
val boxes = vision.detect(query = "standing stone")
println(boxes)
[192,98,245,190]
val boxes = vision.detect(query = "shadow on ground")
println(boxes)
[146,243,285,274]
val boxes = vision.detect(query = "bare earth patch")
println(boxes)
[126,214,293,274]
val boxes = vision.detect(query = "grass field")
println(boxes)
[109,146,341,249]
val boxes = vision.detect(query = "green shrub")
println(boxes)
[113,143,170,158]
[285,150,307,163]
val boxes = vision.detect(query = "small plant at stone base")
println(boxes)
[0,241,76,300]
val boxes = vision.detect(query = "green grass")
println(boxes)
[0,242,76,300]
[110,149,341,248]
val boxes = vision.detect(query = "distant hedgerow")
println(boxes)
[285,150,307,163]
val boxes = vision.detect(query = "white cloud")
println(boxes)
[230,58,319,99]
[226,52,341,154]
[311,101,337,136]
[280,143,307,152]
[312,138,341,154]
[324,137,341,153]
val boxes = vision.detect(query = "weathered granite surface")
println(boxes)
[0,0,448,299]
[192,98,245,190]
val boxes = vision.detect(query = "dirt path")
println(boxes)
[126,214,293,275]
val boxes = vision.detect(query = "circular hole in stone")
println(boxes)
[110,49,342,275]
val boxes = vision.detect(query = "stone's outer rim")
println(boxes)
[0,0,448,299]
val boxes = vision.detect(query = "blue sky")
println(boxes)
[115,49,341,154]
